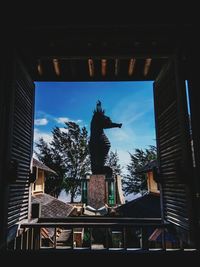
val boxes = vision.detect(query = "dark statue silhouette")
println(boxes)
[89,101,122,177]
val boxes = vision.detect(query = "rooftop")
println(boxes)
[32,158,57,175]
[115,192,161,218]
[31,193,74,218]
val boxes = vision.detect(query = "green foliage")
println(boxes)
[106,150,122,176]
[123,145,157,196]
[35,121,90,202]
[35,138,66,198]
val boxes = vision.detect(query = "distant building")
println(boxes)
[115,160,179,248]
[116,160,160,217]
[31,157,75,218]
[31,158,57,195]
[30,158,75,247]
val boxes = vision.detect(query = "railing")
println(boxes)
[6,216,186,252]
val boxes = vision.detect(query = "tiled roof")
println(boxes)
[32,158,57,174]
[116,193,161,218]
[31,193,74,218]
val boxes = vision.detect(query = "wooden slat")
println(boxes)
[8,190,29,198]
[9,187,29,192]
[114,59,119,76]
[7,56,34,230]
[128,58,136,76]
[101,59,107,76]
[165,206,187,217]
[8,206,29,217]
[53,59,60,76]
[144,58,152,76]
[8,198,29,207]
[8,214,28,228]
[153,58,194,242]
[8,193,29,202]
[8,203,29,212]
[88,59,94,77]
[37,60,43,76]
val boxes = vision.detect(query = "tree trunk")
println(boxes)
[70,192,75,203]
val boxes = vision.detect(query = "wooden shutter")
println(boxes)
[153,57,195,245]
[6,56,35,231]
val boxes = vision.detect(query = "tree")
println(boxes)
[123,145,157,196]
[106,150,122,176]
[35,138,66,198]
[35,122,90,202]
[51,122,90,202]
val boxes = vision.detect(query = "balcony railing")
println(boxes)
[6,216,189,252]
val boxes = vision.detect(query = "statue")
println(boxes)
[89,100,122,177]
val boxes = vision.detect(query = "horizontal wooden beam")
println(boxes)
[20,44,171,60]
[38,216,163,224]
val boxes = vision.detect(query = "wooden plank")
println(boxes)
[8,203,29,212]
[8,190,29,198]
[37,60,43,76]
[8,214,28,228]
[21,222,166,228]
[143,58,152,76]
[37,216,163,223]
[88,59,94,77]
[114,59,119,76]
[153,58,194,245]
[7,56,34,231]
[53,59,61,76]
[128,58,136,76]
[101,59,107,76]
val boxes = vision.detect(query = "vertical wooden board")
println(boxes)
[153,57,195,245]
[6,55,35,232]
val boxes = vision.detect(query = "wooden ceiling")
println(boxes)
[32,57,167,81]
[16,24,190,82]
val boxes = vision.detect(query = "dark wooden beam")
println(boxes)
[52,59,60,76]
[23,46,171,60]
[144,58,152,76]
[128,58,136,76]
[114,59,119,76]
[101,59,107,76]
[37,60,43,76]
[88,59,94,77]
[70,60,77,77]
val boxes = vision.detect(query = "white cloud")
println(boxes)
[103,91,156,171]
[125,111,147,125]
[59,127,69,133]
[34,128,52,144]
[108,128,131,142]
[110,91,154,129]
[55,117,82,124]
[34,118,48,126]
[55,117,70,124]
[116,149,130,171]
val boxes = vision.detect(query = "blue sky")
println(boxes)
[34,81,156,171]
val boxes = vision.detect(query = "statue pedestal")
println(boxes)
[87,175,106,209]
[81,174,124,210]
